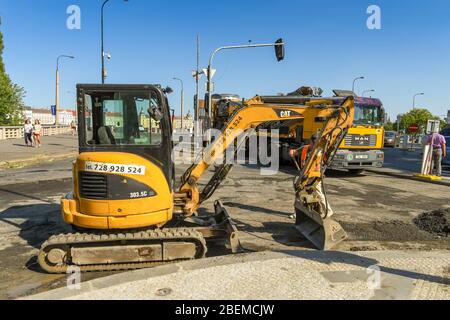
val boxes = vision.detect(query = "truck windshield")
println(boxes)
[83,90,163,146]
[354,104,383,126]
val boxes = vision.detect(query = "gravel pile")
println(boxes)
[414,209,450,237]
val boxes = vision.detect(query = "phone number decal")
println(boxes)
[85,162,146,176]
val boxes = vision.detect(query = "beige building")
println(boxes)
[139,112,161,133]
[23,107,76,125]
[173,113,194,132]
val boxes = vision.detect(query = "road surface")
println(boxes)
[0,159,449,299]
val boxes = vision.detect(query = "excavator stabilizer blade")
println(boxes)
[294,200,347,250]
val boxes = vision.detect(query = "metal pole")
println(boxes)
[55,67,60,126]
[206,42,284,131]
[101,0,110,84]
[195,35,201,138]
[181,83,184,132]
[362,89,375,97]
[196,35,200,123]
[413,93,424,110]
[173,78,184,132]
[352,76,364,94]
[56,55,74,126]
[101,0,128,84]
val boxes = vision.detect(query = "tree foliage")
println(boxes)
[399,108,444,133]
[384,119,396,131]
[0,27,25,126]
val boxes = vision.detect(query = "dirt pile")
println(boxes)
[414,209,450,238]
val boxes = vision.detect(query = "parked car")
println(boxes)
[442,136,450,167]
[440,128,450,136]
[384,131,396,147]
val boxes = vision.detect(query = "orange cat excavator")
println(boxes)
[38,84,354,273]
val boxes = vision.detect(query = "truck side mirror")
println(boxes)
[275,38,285,62]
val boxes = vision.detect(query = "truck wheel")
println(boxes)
[348,169,364,175]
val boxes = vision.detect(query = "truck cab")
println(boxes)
[330,96,385,172]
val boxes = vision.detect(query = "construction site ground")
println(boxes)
[0,154,449,299]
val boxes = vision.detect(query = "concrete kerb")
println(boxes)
[24,251,282,300]
[0,152,77,170]
[23,250,450,300]
[365,169,450,187]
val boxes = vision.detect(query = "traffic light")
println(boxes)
[275,38,285,62]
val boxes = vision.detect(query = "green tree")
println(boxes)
[0,26,25,126]
[384,118,396,131]
[399,108,443,133]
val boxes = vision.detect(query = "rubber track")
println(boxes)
[38,228,207,274]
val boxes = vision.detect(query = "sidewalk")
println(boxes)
[0,135,78,169]
[366,148,450,187]
[26,250,450,300]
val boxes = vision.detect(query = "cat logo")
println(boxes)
[280,111,292,118]
[275,109,301,118]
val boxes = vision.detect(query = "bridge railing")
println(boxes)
[0,126,72,140]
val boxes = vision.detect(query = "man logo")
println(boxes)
[355,136,370,142]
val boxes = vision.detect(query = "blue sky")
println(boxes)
[1,0,449,119]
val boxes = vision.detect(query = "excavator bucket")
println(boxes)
[294,199,347,250]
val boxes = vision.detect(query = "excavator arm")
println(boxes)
[176,95,355,250]
[293,97,355,249]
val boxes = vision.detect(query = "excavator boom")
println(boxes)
[177,96,355,249]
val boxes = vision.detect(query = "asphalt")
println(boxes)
[3,163,448,300]
[1,139,449,300]
[1,136,448,188]
[366,148,450,187]
[26,250,450,300]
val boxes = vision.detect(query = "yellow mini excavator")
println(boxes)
[38,84,354,273]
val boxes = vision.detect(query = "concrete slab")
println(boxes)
[0,135,77,169]
[26,250,450,300]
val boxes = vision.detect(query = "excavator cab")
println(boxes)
[64,84,176,230]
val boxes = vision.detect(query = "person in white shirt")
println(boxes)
[33,119,43,148]
[24,119,33,147]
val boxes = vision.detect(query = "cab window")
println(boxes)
[83,90,163,146]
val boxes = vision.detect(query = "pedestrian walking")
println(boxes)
[71,121,77,136]
[33,119,42,148]
[24,119,33,147]
[427,132,447,176]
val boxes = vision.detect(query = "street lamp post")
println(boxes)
[413,92,424,109]
[101,0,128,84]
[206,40,285,131]
[173,77,184,132]
[397,114,404,133]
[352,76,365,94]
[362,89,375,97]
[56,55,75,126]
[195,35,200,123]
[191,35,205,137]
